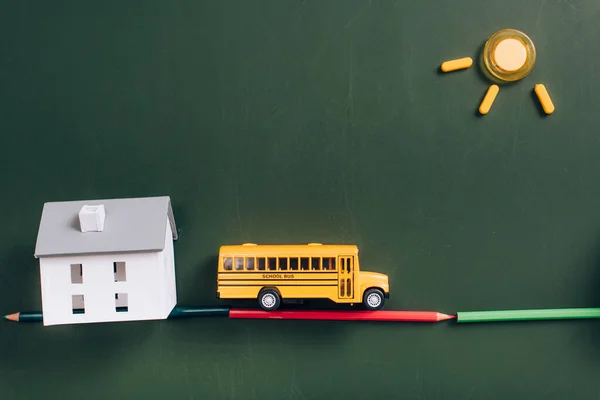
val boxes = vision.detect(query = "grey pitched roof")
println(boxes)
[34,196,178,257]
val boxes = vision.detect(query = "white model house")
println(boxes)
[34,196,178,326]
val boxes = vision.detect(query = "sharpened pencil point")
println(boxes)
[4,313,19,322]
[437,313,456,321]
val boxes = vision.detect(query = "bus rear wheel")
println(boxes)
[363,288,385,311]
[259,289,281,311]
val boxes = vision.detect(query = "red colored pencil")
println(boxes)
[229,309,456,322]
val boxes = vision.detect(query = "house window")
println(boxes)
[72,294,85,314]
[115,293,128,312]
[70,263,83,284]
[114,262,126,282]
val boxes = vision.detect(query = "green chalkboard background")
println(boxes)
[1,1,600,398]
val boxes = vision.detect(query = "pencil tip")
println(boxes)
[438,313,457,321]
[4,313,19,322]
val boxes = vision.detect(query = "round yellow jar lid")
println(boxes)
[483,29,536,82]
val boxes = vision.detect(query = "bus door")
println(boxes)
[337,256,354,299]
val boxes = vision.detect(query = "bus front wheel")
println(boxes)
[363,288,385,311]
[259,289,281,311]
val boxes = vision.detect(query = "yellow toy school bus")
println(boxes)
[217,243,389,311]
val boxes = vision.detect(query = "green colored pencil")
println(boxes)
[457,308,600,323]
[4,306,230,323]
[168,306,230,318]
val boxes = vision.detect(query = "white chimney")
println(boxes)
[78,204,106,233]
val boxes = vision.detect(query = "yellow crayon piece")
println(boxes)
[534,84,555,114]
[440,57,473,72]
[479,85,499,115]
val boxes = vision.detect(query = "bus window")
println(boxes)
[268,258,277,270]
[300,257,309,270]
[311,257,321,270]
[323,258,336,271]
[234,257,244,271]
[246,257,255,270]
[223,257,232,271]
[289,257,299,270]
[257,257,266,270]
[279,257,288,270]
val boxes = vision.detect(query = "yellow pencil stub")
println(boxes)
[534,84,555,114]
[441,57,473,72]
[479,85,499,115]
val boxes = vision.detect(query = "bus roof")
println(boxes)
[219,244,359,256]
